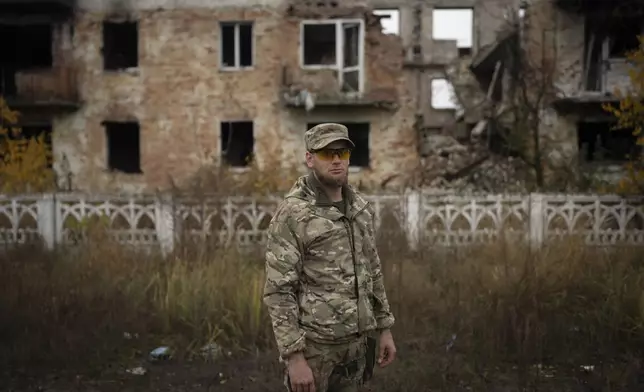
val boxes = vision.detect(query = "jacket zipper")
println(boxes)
[343,217,362,336]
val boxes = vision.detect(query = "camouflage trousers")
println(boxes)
[284,336,367,392]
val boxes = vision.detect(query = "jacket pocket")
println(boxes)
[302,289,359,336]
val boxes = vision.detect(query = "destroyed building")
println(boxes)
[469,0,644,190]
[0,0,574,193]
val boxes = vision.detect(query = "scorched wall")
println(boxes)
[48,0,417,193]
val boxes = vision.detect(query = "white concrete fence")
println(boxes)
[1,192,643,252]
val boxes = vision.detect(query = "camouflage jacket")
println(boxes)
[263,173,395,359]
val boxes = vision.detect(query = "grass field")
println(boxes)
[2,224,644,391]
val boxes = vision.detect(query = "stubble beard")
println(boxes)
[315,168,348,188]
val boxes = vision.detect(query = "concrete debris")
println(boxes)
[444,57,487,123]
[420,134,530,193]
[427,135,468,154]
[126,366,147,376]
[471,120,488,137]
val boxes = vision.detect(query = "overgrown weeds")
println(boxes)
[1,226,644,389]
[0,230,272,372]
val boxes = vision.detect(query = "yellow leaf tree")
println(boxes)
[603,35,644,194]
[0,96,56,193]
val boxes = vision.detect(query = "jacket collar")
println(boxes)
[300,172,369,219]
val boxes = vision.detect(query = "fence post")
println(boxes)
[529,193,545,249]
[155,194,175,255]
[405,191,421,250]
[37,193,56,250]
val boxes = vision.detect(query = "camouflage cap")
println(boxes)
[304,123,356,151]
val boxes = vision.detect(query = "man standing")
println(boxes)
[263,123,396,392]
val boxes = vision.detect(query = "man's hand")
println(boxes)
[377,329,396,368]
[287,352,316,392]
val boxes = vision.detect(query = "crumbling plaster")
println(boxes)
[522,0,586,168]
[523,0,585,99]
[368,0,521,51]
[368,0,520,129]
[474,0,630,186]
[48,0,417,193]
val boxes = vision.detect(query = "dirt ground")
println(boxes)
[3,351,415,392]
[2,340,494,392]
[3,342,619,392]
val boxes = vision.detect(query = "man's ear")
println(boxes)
[305,151,314,168]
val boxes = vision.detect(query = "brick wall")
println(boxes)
[50,3,418,193]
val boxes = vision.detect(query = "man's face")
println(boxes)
[305,140,352,188]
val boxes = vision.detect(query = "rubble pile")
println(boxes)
[420,135,530,194]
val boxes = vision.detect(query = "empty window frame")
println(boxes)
[102,21,138,70]
[301,20,364,92]
[220,121,254,167]
[373,9,400,35]
[220,22,254,69]
[104,121,141,173]
[577,121,641,163]
[606,17,643,59]
[306,122,370,168]
[432,8,474,57]
[431,78,460,110]
[0,24,53,69]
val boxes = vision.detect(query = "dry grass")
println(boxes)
[2,224,644,390]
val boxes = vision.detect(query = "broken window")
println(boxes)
[302,23,337,66]
[0,24,53,96]
[373,9,400,35]
[346,123,370,167]
[432,8,474,57]
[307,122,370,168]
[221,121,254,167]
[577,122,641,163]
[342,22,361,92]
[102,21,138,70]
[583,16,604,91]
[220,22,254,69]
[2,24,53,69]
[583,15,643,91]
[431,78,460,110]
[301,20,364,92]
[104,121,141,173]
[607,17,643,58]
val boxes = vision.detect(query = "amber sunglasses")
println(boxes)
[312,148,352,161]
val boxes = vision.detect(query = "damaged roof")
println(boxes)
[286,0,371,19]
[470,27,518,77]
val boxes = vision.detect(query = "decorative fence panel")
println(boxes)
[1,192,643,252]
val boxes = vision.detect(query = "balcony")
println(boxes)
[551,60,631,116]
[1,67,80,112]
[279,66,399,110]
